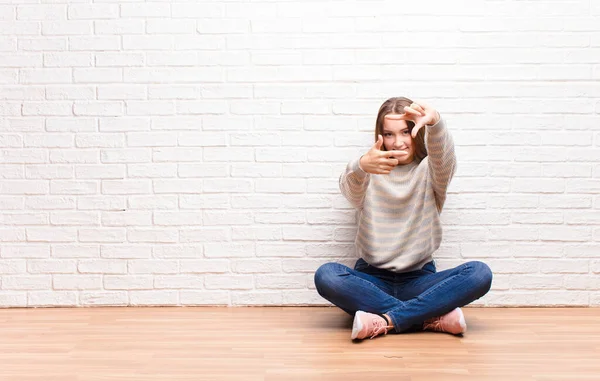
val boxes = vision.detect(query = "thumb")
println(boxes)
[374,134,383,150]
[411,123,423,139]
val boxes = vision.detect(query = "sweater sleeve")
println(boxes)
[339,157,371,210]
[425,118,457,211]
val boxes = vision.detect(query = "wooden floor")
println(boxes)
[0,307,599,381]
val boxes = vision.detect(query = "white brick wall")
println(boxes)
[0,0,599,307]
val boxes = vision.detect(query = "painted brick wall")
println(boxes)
[1,0,599,307]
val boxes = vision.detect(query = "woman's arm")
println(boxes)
[339,158,370,210]
[387,101,457,211]
[425,118,457,211]
[339,135,404,209]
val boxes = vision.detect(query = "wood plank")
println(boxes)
[0,307,598,380]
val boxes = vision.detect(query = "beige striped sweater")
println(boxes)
[339,118,456,273]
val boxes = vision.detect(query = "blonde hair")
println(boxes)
[374,97,427,161]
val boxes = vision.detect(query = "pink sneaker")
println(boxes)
[423,307,467,335]
[351,311,393,340]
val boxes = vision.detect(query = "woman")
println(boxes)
[314,97,493,340]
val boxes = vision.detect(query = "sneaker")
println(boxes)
[351,311,393,340]
[423,307,467,335]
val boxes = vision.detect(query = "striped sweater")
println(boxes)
[339,118,456,273]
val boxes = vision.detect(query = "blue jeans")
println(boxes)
[314,258,493,333]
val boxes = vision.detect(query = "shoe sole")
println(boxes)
[351,311,365,340]
[456,307,467,334]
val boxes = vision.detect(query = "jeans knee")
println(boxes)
[314,262,344,297]
[469,261,493,294]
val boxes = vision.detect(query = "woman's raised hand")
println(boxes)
[359,135,407,175]
[385,101,440,138]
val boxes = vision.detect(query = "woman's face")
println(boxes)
[382,114,415,165]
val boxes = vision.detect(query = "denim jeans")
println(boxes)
[314,258,493,333]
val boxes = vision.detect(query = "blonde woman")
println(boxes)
[314,97,493,340]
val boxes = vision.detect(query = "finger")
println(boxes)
[384,113,411,121]
[374,134,384,150]
[403,106,421,117]
[411,124,423,138]
[411,103,425,115]
[377,149,397,158]
[386,150,408,157]
[382,158,398,167]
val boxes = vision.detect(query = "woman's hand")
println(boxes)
[359,135,407,175]
[385,101,440,138]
